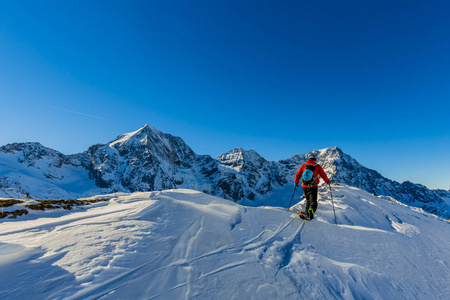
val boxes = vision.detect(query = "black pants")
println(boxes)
[302,186,318,217]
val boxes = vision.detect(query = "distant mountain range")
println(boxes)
[1,124,449,219]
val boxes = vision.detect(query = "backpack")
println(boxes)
[301,164,316,186]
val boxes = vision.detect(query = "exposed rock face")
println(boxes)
[1,125,449,219]
[0,142,72,169]
[216,148,287,200]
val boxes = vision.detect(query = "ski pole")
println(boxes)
[287,186,297,211]
[329,184,337,225]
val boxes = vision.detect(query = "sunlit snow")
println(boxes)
[1,185,449,299]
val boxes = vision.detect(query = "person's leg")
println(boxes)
[302,187,313,216]
[310,186,318,212]
[307,186,318,219]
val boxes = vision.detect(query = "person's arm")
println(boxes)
[294,165,305,185]
[318,165,330,184]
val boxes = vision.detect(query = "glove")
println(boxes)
[294,183,299,188]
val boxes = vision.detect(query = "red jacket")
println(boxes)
[294,159,330,187]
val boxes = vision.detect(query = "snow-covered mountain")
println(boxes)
[1,186,449,299]
[1,124,449,219]
[0,142,100,199]
[78,124,198,192]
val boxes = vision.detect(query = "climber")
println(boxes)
[294,156,330,220]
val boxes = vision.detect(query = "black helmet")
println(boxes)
[308,156,317,161]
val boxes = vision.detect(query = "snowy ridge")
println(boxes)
[1,124,449,219]
[0,143,102,199]
[1,185,449,299]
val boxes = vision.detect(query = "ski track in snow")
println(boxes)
[1,186,450,299]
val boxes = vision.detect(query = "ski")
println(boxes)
[298,211,311,221]
[287,207,311,221]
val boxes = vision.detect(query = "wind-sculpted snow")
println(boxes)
[1,124,449,219]
[1,186,449,299]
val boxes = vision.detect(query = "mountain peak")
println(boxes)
[218,148,262,161]
[220,148,262,157]
[0,142,65,157]
[131,123,163,139]
[108,124,163,148]
[217,148,267,172]
[309,146,343,157]
[326,146,343,153]
[1,142,44,152]
[139,123,160,134]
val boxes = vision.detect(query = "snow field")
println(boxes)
[1,185,449,299]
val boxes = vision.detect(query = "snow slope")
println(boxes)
[1,185,449,299]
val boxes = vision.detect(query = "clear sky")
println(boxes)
[1,0,449,190]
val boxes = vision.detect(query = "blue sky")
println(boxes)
[1,0,449,189]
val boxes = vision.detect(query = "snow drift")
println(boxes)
[1,185,449,299]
